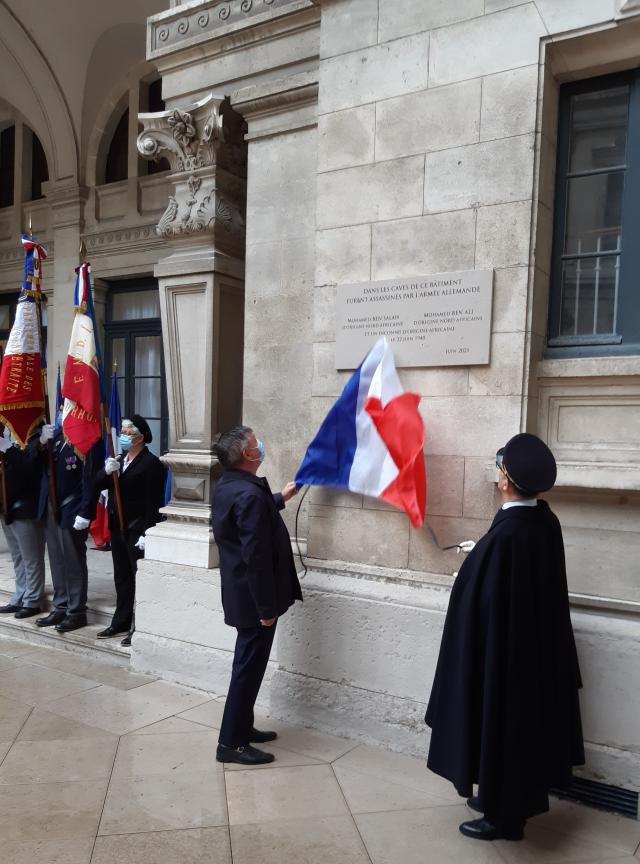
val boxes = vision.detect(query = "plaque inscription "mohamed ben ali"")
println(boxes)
[335,269,494,369]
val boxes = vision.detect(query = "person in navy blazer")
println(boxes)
[36,420,103,632]
[212,425,302,766]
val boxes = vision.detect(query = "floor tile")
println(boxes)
[0,662,101,706]
[496,820,634,863]
[356,805,506,864]
[19,648,153,690]
[543,799,640,855]
[226,764,349,825]
[230,814,370,864]
[92,826,232,864]
[0,694,32,739]
[128,715,207,735]
[259,719,357,762]
[224,743,323,771]
[333,743,460,801]
[0,779,107,842]
[0,734,118,785]
[334,763,453,813]
[111,729,220,780]
[0,740,11,762]
[0,835,95,864]
[0,637,44,658]
[0,653,23,672]
[42,679,212,735]
[98,770,227,835]
[178,698,226,728]
[17,707,119,742]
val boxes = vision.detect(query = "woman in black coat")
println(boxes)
[94,414,164,644]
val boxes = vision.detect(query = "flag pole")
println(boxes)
[79,241,124,530]
[29,215,57,518]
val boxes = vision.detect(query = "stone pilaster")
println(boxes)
[137,93,247,567]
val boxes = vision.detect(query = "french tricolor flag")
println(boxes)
[296,338,426,527]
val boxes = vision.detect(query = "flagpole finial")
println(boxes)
[79,239,87,263]
[28,214,33,239]
[113,361,118,374]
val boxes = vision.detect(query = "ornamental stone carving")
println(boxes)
[138,93,246,251]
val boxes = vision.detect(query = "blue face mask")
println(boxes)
[119,433,133,451]
[246,439,265,463]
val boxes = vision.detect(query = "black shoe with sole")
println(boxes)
[14,607,41,619]
[216,744,275,766]
[96,626,128,639]
[250,728,278,744]
[36,611,67,628]
[0,604,21,613]
[120,632,132,646]
[55,617,88,633]
[466,796,482,813]
[459,818,524,841]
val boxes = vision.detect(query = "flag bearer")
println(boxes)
[35,416,103,633]
[94,415,164,645]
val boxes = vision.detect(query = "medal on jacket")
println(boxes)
[65,455,77,471]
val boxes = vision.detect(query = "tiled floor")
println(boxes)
[0,635,639,864]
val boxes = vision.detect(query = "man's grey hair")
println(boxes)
[213,425,253,469]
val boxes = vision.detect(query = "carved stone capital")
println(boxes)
[137,93,226,173]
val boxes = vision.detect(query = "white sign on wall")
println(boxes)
[335,269,494,369]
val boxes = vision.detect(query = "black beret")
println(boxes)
[130,414,153,444]
[501,433,557,495]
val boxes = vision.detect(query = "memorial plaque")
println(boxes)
[335,269,493,369]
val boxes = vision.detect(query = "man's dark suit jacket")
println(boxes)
[212,469,302,628]
[2,434,42,523]
[38,433,102,529]
[93,447,165,545]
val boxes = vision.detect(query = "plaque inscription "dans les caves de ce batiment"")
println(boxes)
[335,269,494,369]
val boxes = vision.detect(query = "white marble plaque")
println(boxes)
[335,269,493,369]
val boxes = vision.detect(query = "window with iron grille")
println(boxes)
[548,71,640,357]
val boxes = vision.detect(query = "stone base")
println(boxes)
[133,557,640,793]
[144,518,219,568]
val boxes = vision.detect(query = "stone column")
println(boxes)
[137,94,246,568]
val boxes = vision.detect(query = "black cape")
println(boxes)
[426,500,584,827]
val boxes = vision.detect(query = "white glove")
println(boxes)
[73,515,90,531]
[457,540,476,554]
[0,436,12,453]
[105,457,120,475]
[39,424,55,445]
[134,535,145,551]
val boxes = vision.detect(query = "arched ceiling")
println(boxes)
[0,0,165,183]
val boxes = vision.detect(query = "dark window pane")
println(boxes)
[111,337,126,377]
[569,86,629,172]
[0,305,10,329]
[144,419,161,457]
[117,377,126,413]
[105,109,129,184]
[564,172,623,255]
[148,79,165,113]
[134,377,161,418]
[559,257,618,337]
[30,131,49,201]
[0,125,15,208]
[134,335,161,376]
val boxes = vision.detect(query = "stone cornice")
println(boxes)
[83,225,164,258]
[147,0,318,62]
[231,70,318,139]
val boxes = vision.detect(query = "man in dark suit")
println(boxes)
[35,419,103,633]
[0,427,46,618]
[93,415,164,645]
[212,426,302,766]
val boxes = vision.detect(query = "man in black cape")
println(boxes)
[426,433,584,841]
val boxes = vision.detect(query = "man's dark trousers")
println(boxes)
[219,623,277,748]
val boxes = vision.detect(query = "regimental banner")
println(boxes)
[62,264,102,455]
[335,269,494,370]
[0,236,47,447]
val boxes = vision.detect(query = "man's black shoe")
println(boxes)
[0,604,21,613]
[55,617,88,633]
[120,632,132,646]
[216,744,275,765]
[96,626,128,639]
[459,818,524,841]
[37,611,67,628]
[466,796,482,813]
[250,728,278,743]
[14,607,41,619]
